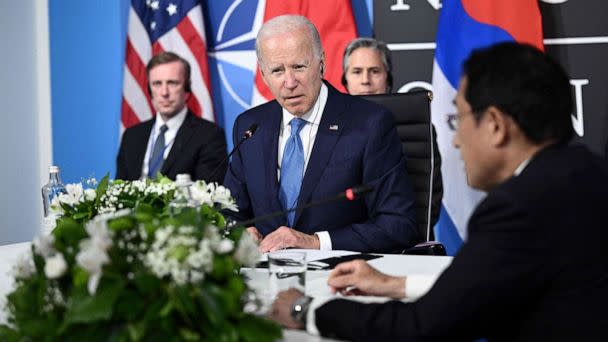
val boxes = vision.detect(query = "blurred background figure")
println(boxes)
[341,37,393,95]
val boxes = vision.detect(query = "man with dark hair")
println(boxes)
[269,42,608,341]
[116,51,227,182]
[341,37,393,94]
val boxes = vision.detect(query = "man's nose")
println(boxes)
[361,71,371,84]
[159,83,170,96]
[452,130,461,148]
[284,70,298,89]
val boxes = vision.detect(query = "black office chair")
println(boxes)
[361,91,446,256]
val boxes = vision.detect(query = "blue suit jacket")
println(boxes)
[223,83,419,252]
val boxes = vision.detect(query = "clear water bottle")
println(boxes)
[169,174,199,216]
[41,165,67,217]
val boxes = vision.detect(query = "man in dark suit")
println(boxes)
[223,15,418,253]
[116,52,227,183]
[269,43,608,341]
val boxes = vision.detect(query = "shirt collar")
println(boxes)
[281,83,327,128]
[154,107,188,133]
[513,157,531,176]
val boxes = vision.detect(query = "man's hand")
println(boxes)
[268,288,305,330]
[327,260,406,299]
[259,226,320,252]
[246,226,263,243]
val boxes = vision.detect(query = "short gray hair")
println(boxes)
[255,15,323,67]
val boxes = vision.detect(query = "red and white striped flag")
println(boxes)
[121,0,214,130]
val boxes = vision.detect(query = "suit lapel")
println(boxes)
[294,85,347,225]
[262,102,284,217]
[134,119,155,173]
[161,112,195,175]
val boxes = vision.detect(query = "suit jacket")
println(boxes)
[316,144,608,341]
[116,111,227,183]
[223,83,419,252]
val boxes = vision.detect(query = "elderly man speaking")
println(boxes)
[223,15,418,253]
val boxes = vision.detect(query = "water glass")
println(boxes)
[268,251,307,300]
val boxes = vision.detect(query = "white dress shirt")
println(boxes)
[141,108,188,179]
[277,84,333,250]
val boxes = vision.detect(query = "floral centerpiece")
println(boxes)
[0,175,281,341]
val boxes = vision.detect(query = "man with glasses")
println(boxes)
[269,42,608,341]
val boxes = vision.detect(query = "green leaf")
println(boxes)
[72,266,89,288]
[73,212,90,220]
[95,174,110,201]
[178,328,201,341]
[107,216,136,232]
[63,277,125,327]
[53,219,87,249]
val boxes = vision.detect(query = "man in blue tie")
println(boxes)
[116,52,227,182]
[223,15,418,253]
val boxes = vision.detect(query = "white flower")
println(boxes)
[12,252,35,279]
[76,241,110,294]
[44,253,67,279]
[50,196,64,215]
[57,183,84,206]
[190,181,213,206]
[84,188,97,201]
[75,210,126,294]
[41,215,57,235]
[213,185,238,212]
[34,234,56,258]
[216,239,234,254]
[234,233,261,267]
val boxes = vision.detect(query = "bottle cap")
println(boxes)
[49,165,60,173]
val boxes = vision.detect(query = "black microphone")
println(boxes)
[208,123,258,181]
[226,184,373,229]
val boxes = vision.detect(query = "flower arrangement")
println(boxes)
[0,175,281,341]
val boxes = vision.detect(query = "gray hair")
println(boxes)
[255,15,323,67]
[341,37,393,92]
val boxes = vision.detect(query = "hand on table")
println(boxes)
[327,260,406,299]
[259,226,320,252]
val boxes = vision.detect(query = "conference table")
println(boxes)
[0,242,452,341]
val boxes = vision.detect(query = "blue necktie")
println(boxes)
[279,118,306,226]
[148,124,168,178]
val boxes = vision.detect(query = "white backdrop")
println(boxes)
[0,0,51,245]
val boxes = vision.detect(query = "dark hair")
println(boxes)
[146,51,192,93]
[463,42,573,144]
[341,38,393,93]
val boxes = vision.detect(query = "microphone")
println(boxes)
[226,184,373,229]
[208,123,258,181]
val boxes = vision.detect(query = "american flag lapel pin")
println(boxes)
[329,124,339,131]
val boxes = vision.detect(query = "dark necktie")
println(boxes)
[148,124,168,178]
[279,118,306,226]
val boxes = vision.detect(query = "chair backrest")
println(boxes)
[361,91,443,242]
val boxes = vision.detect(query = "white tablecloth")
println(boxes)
[0,242,452,341]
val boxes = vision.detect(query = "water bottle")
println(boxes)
[169,174,199,216]
[41,165,67,217]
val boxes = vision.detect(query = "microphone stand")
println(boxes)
[208,123,258,182]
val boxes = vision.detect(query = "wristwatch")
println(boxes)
[291,295,313,327]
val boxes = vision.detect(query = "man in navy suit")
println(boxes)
[223,15,418,253]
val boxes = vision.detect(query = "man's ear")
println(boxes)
[485,106,510,147]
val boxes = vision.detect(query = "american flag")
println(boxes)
[121,0,214,130]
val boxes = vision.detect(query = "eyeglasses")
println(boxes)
[446,110,475,131]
